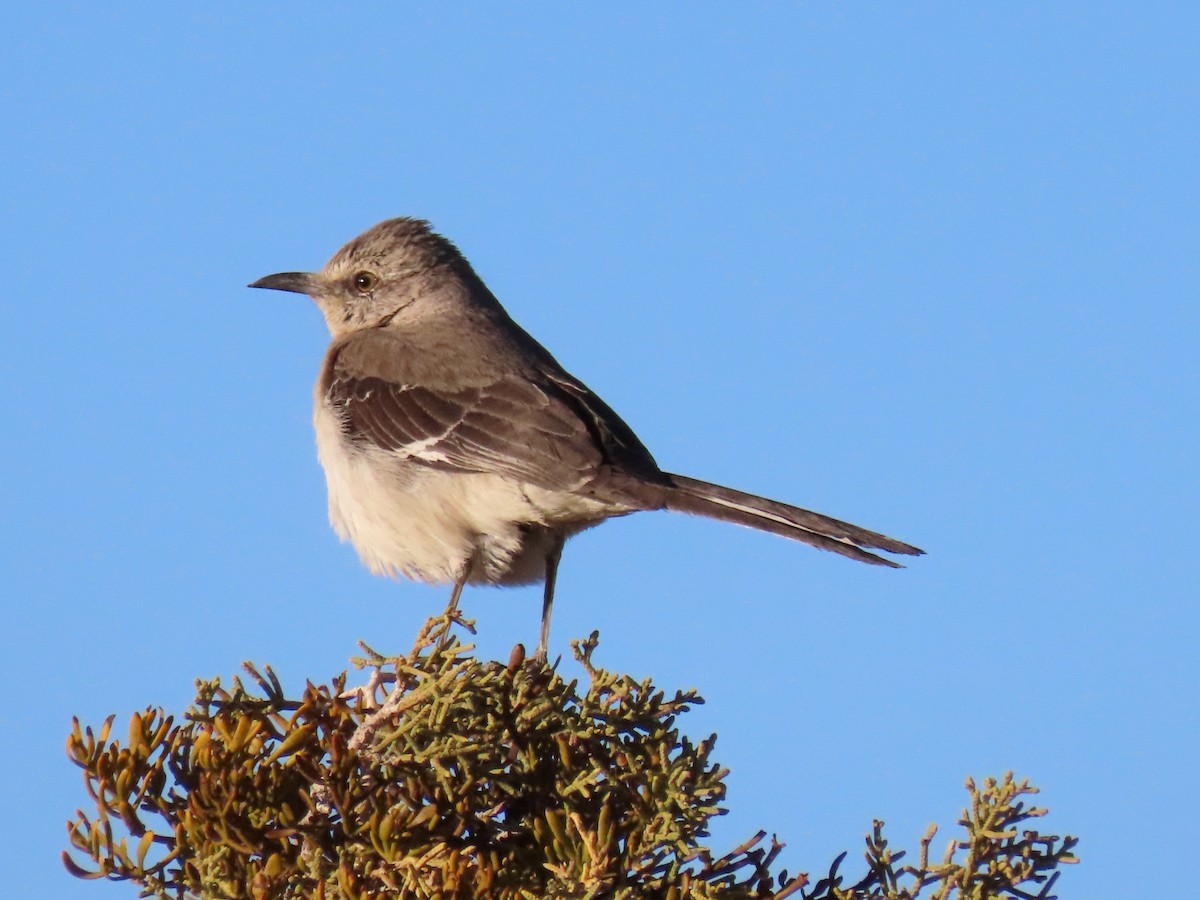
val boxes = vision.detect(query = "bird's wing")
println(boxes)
[320,324,667,500]
[326,366,626,492]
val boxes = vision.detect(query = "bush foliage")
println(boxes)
[65,608,1077,898]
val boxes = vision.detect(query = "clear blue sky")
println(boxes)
[4,5,1196,896]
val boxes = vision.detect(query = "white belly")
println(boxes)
[313,402,618,585]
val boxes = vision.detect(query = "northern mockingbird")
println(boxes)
[250,218,922,658]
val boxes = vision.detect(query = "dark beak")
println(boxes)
[248,271,316,294]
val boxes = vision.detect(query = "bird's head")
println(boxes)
[249,217,474,337]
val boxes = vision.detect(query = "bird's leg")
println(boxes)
[535,536,566,662]
[434,571,471,655]
[446,571,468,617]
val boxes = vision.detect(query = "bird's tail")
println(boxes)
[661,473,924,567]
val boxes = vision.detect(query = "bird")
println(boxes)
[250,217,923,659]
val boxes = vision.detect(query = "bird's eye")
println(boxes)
[352,271,378,293]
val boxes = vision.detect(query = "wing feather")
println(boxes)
[326,373,604,491]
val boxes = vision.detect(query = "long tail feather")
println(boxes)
[662,473,924,567]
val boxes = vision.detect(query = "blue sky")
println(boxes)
[4,5,1196,896]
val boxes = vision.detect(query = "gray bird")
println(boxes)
[250,218,923,659]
